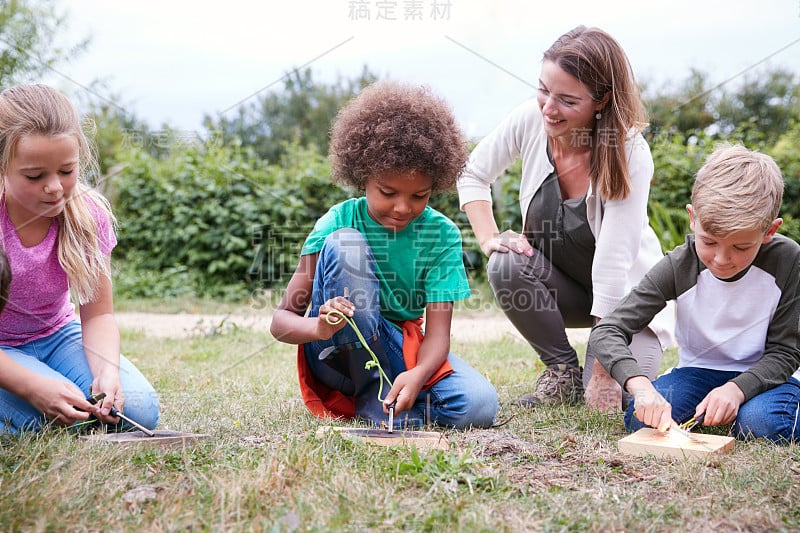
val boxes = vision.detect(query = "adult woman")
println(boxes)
[457,26,674,410]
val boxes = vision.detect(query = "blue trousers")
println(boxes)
[304,228,498,429]
[0,321,160,434]
[624,366,800,443]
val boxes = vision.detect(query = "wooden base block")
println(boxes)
[316,426,449,450]
[79,430,210,447]
[618,428,734,460]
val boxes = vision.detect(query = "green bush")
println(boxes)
[112,140,345,299]
[109,126,800,300]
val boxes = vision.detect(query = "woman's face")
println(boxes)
[536,60,604,143]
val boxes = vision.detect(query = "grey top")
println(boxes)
[524,165,595,288]
[590,234,800,401]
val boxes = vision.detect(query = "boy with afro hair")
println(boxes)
[271,81,498,429]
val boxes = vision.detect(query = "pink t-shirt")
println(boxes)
[0,196,117,346]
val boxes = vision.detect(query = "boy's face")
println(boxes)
[365,171,433,232]
[687,205,782,280]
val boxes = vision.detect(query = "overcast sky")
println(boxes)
[48,0,800,140]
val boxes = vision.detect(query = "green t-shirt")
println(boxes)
[301,197,470,322]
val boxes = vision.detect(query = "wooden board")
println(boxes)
[316,426,449,450]
[618,428,734,460]
[79,430,210,447]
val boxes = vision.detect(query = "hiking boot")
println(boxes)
[517,364,584,407]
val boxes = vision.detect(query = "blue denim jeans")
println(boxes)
[624,366,800,443]
[304,228,498,429]
[0,321,160,434]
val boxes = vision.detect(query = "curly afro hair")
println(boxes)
[329,80,468,192]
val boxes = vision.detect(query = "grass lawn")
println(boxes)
[1,306,799,531]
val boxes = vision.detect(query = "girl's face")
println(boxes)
[364,171,433,232]
[537,60,604,142]
[2,133,79,222]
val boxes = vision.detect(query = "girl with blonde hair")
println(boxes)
[0,84,159,433]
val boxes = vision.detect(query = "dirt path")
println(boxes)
[114,311,591,345]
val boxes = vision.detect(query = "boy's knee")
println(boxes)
[735,402,796,443]
[451,382,499,429]
[324,228,366,251]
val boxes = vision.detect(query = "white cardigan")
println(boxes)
[457,99,675,349]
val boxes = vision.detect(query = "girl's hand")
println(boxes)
[27,377,94,426]
[316,296,355,340]
[91,371,124,424]
[382,367,426,414]
[479,230,533,257]
[695,382,744,426]
[626,376,673,432]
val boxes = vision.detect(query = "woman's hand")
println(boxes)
[316,296,355,340]
[382,367,427,414]
[27,376,95,426]
[479,229,534,257]
[91,371,125,424]
[585,361,622,412]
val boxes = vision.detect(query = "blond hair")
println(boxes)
[0,84,114,304]
[692,143,783,237]
[543,26,647,201]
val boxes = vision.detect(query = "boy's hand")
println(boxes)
[626,376,673,432]
[316,297,355,340]
[382,367,426,414]
[695,382,745,426]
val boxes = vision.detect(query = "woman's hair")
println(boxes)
[0,84,114,304]
[543,25,647,201]
[692,143,783,236]
[329,80,468,192]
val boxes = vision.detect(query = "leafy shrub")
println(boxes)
[109,126,800,300]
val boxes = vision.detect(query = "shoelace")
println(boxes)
[325,309,393,402]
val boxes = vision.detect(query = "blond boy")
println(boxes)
[591,144,800,442]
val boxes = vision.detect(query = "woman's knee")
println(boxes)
[486,252,518,291]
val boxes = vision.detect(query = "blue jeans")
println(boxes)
[624,366,800,443]
[304,228,498,429]
[0,321,160,434]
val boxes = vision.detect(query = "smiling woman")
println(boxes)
[457,25,675,413]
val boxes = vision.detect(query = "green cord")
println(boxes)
[325,309,393,402]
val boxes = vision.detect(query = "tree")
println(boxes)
[715,68,799,144]
[0,0,87,86]
[203,66,378,163]
[643,69,717,139]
